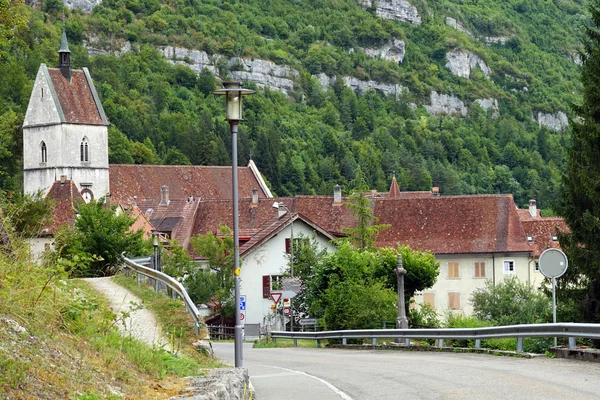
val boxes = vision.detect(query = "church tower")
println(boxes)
[23,30,109,202]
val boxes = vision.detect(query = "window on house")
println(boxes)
[41,141,47,163]
[474,262,486,278]
[535,261,540,272]
[423,292,435,308]
[285,237,309,254]
[447,262,460,278]
[262,275,283,298]
[527,235,533,242]
[448,292,461,309]
[504,260,515,274]
[80,138,89,162]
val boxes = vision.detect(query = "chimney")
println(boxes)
[529,199,537,218]
[251,188,259,207]
[133,196,137,208]
[105,193,112,209]
[278,203,287,219]
[432,187,440,196]
[333,184,342,205]
[160,185,169,206]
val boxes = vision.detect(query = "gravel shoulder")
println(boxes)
[82,277,169,348]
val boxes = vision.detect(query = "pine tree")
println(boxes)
[555,0,600,323]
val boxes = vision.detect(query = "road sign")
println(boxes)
[282,276,302,294]
[240,295,246,311]
[240,310,246,324]
[299,318,317,326]
[283,298,290,307]
[539,248,568,279]
[284,307,290,316]
[270,292,282,304]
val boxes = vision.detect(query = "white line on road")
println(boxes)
[259,365,354,400]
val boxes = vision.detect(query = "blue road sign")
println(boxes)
[240,295,246,311]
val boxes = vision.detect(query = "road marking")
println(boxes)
[261,365,354,400]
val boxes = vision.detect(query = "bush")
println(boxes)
[445,313,489,348]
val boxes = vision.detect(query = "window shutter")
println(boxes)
[424,293,435,307]
[285,238,291,254]
[262,275,271,298]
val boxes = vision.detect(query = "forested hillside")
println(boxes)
[0,0,588,208]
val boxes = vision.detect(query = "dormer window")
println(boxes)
[527,235,533,242]
[41,141,47,163]
[80,138,89,162]
[551,235,558,242]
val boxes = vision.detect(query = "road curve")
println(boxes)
[213,342,600,400]
[82,277,168,348]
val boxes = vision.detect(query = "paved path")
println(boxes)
[83,277,168,348]
[213,342,600,400]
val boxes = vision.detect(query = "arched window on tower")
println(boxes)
[80,137,89,162]
[41,141,47,163]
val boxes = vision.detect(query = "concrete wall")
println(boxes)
[240,221,335,328]
[414,252,532,316]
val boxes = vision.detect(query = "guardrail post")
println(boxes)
[172,289,177,300]
[568,337,576,349]
[317,339,321,348]
[342,338,347,345]
[436,339,444,347]
[195,323,200,335]
[273,336,277,344]
[405,338,410,346]
[517,337,523,353]
[372,337,377,346]
[137,272,142,286]
[294,338,298,347]
[475,339,481,348]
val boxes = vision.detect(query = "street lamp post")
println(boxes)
[212,82,255,368]
[395,254,409,345]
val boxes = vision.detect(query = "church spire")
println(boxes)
[58,28,72,82]
[389,173,401,198]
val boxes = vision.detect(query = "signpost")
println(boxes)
[539,248,568,346]
[240,295,246,327]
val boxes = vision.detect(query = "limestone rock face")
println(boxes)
[424,91,467,116]
[62,0,102,12]
[474,98,499,118]
[229,57,298,95]
[446,50,491,79]
[537,111,568,131]
[360,0,421,24]
[160,46,217,74]
[484,36,509,45]
[361,39,406,64]
[445,17,472,36]
[317,74,406,97]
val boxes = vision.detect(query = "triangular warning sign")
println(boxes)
[270,292,282,304]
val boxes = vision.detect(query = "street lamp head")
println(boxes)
[151,230,161,247]
[212,81,256,122]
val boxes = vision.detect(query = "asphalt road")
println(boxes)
[213,342,600,400]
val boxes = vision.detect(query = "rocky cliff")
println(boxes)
[360,0,421,24]
[446,50,491,79]
[537,111,568,131]
[360,39,406,64]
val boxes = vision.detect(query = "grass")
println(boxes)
[0,236,221,399]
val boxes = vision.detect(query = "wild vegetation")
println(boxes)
[0,0,586,209]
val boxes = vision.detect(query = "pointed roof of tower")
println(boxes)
[389,175,401,197]
[59,29,70,53]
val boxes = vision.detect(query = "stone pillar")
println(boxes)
[395,254,409,344]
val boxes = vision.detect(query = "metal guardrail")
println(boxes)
[272,323,600,352]
[122,256,202,335]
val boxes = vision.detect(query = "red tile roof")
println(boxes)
[109,165,268,204]
[137,198,200,248]
[44,180,83,234]
[47,69,105,125]
[520,217,570,256]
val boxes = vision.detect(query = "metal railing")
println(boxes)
[207,325,235,340]
[122,256,203,335]
[272,323,600,352]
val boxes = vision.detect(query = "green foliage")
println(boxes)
[0,190,54,238]
[48,200,147,277]
[470,277,551,325]
[408,301,440,328]
[188,225,236,323]
[308,241,438,330]
[554,0,600,325]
